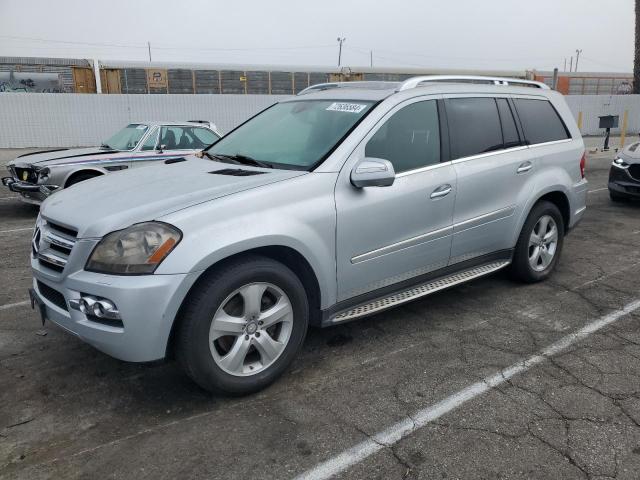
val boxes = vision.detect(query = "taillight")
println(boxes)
[579,151,586,179]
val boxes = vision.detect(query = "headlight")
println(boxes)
[86,222,182,275]
[613,157,629,168]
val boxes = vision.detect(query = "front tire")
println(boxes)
[510,201,565,283]
[176,256,309,395]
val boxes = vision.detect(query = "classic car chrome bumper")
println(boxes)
[2,177,59,198]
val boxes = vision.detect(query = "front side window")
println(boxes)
[365,100,440,173]
[447,98,503,160]
[513,98,570,145]
[207,100,374,170]
[102,124,148,151]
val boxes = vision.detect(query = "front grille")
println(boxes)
[36,219,78,274]
[37,280,68,311]
[628,164,640,181]
[14,167,37,183]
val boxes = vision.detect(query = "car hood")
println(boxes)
[9,147,118,167]
[620,143,640,163]
[40,156,306,238]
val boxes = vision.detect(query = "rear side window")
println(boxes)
[513,99,570,145]
[496,99,521,148]
[447,98,503,159]
[365,100,440,173]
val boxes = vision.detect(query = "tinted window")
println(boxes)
[496,99,520,147]
[365,100,440,173]
[513,99,570,145]
[447,98,503,159]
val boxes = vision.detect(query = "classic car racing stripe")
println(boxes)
[49,154,186,167]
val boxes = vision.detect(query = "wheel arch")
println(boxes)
[514,188,571,248]
[165,245,322,359]
[63,168,104,188]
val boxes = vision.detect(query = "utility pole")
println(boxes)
[370,50,373,68]
[569,56,573,73]
[337,37,346,66]
[564,58,567,72]
[147,41,152,62]
[575,49,582,72]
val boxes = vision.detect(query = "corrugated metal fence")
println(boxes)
[1,93,640,148]
[0,93,291,148]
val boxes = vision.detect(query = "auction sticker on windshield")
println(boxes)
[326,102,368,113]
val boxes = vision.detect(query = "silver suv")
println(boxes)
[29,76,587,395]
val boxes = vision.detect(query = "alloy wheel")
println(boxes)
[528,215,558,272]
[208,282,293,376]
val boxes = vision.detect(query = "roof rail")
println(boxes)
[397,75,550,91]
[297,81,399,95]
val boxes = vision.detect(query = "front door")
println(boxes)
[335,98,457,302]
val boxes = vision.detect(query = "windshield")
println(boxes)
[206,100,375,170]
[102,124,149,151]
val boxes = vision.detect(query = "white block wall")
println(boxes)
[1,92,640,148]
[0,93,291,148]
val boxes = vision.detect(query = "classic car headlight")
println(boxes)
[86,222,182,275]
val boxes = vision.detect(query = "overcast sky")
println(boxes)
[0,0,635,72]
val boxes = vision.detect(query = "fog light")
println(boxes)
[70,295,120,320]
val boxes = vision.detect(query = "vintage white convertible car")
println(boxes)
[2,121,222,204]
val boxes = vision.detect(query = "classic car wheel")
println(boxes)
[66,171,102,187]
[176,255,309,395]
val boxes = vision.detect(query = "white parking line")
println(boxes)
[294,299,640,480]
[587,187,608,193]
[0,226,33,234]
[0,300,30,311]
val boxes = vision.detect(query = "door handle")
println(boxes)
[517,162,533,174]
[430,184,452,199]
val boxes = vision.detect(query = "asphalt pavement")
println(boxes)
[1,142,640,480]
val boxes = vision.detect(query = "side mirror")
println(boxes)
[157,144,166,153]
[350,158,395,188]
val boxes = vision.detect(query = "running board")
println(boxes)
[330,260,511,324]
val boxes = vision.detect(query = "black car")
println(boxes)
[609,142,640,202]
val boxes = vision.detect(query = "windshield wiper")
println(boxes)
[209,153,274,169]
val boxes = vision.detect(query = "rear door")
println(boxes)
[335,97,457,302]
[446,96,535,264]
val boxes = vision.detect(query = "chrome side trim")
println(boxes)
[331,260,511,323]
[451,146,528,165]
[574,206,587,216]
[395,161,453,178]
[351,225,453,264]
[453,206,516,232]
[526,138,573,149]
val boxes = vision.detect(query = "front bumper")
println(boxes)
[609,165,640,198]
[31,255,201,362]
[2,177,58,203]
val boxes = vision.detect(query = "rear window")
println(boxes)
[447,98,503,159]
[513,99,570,145]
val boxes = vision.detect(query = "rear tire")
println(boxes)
[510,201,564,283]
[176,255,309,395]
